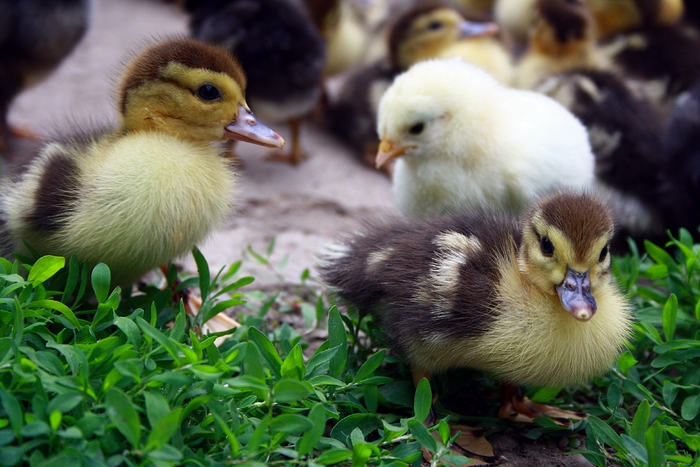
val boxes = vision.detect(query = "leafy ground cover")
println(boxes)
[1,233,699,466]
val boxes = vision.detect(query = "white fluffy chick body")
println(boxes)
[376,58,595,218]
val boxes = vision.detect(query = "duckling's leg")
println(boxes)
[498,383,587,427]
[265,118,307,165]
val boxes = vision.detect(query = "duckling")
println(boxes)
[595,0,700,105]
[376,58,595,218]
[319,191,632,425]
[514,0,611,90]
[657,78,700,236]
[535,71,668,246]
[326,2,506,168]
[586,0,684,40]
[186,0,325,164]
[390,3,511,84]
[0,38,284,286]
[0,0,90,155]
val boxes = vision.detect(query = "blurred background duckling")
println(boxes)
[0,38,284,287]
[512,0,669,246]
[319,191,632,425]
[593,0,700,108]
[585,0,684,41]
[185,0,325,164]
[657,78,700,237]
[376,58,595,218]
[325,0,507,169]
[514,0,610,90]
[494,0,539,51]
[0,0,90,157]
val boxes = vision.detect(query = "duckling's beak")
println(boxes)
[457,20,499,39]
[224,105,285,149]
[556,268,597,321]
[376,138,413,169]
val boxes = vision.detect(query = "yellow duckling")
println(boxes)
[319,191,632,424]
[514,0,611,90]
[391,3,511,84]
[0,38,284,286]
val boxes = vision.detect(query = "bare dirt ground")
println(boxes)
[5,1,596,464]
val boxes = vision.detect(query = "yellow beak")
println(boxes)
[376,139,413,169]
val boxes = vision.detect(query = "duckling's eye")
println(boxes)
[598,244,609,262]
[427,21,443,30]
[409,122,425,135]
[197,84,222,101]
[540,236,554,257]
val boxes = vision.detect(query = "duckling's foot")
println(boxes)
[498,384,587,427]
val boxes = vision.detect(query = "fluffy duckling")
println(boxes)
[0,38,284,286]
[376,58,595,218]
[326,2,506,168]
[390,3,511,84]
[657,78,700,235]
[586,0,684,40]
[0,0,90,155]
[594,0,700,105]
[514,0,611,90]
[186,0,325,164]
[319,191,632,424]
[536,71,668,245]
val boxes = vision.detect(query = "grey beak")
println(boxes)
[556,268,596,321]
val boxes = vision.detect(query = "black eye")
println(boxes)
[540,236,554,256]
[427,21,443,30]
[599,244,609,262]
[409,122,425,135]
[197,84,221,101]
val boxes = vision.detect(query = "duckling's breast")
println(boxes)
[465,261,633,388]
[41,132,235,283]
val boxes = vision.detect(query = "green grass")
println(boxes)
[1,233,700,466]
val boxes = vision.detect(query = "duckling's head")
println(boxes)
[389,2,499,70]
[118,38,284,148]
[519,192,614,321]
[531,0,595,56]
[376,58,499,169]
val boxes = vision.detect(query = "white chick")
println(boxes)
[376,58,595,218]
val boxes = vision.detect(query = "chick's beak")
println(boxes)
[556,268,597,321]
[457,20,499,39]
[376,139,412,169]
[225,105,285,149]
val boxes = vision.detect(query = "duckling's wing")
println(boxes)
[319,212,519,353]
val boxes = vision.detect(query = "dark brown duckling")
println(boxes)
[186,0,326,164]
[0,0,90,156]
[319,191,632,428]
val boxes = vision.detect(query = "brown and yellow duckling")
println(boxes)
[0,38,284,286]
[514,0,610,90]
[319,191,632,427]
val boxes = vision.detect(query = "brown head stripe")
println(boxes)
[528,192,613,260]
[119,38,246,114]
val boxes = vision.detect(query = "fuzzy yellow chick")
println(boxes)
[0,38,284,286]
[376,58,595,218]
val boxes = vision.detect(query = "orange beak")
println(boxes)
[376,139,413,169]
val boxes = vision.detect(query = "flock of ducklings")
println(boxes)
[1,0,698,445]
